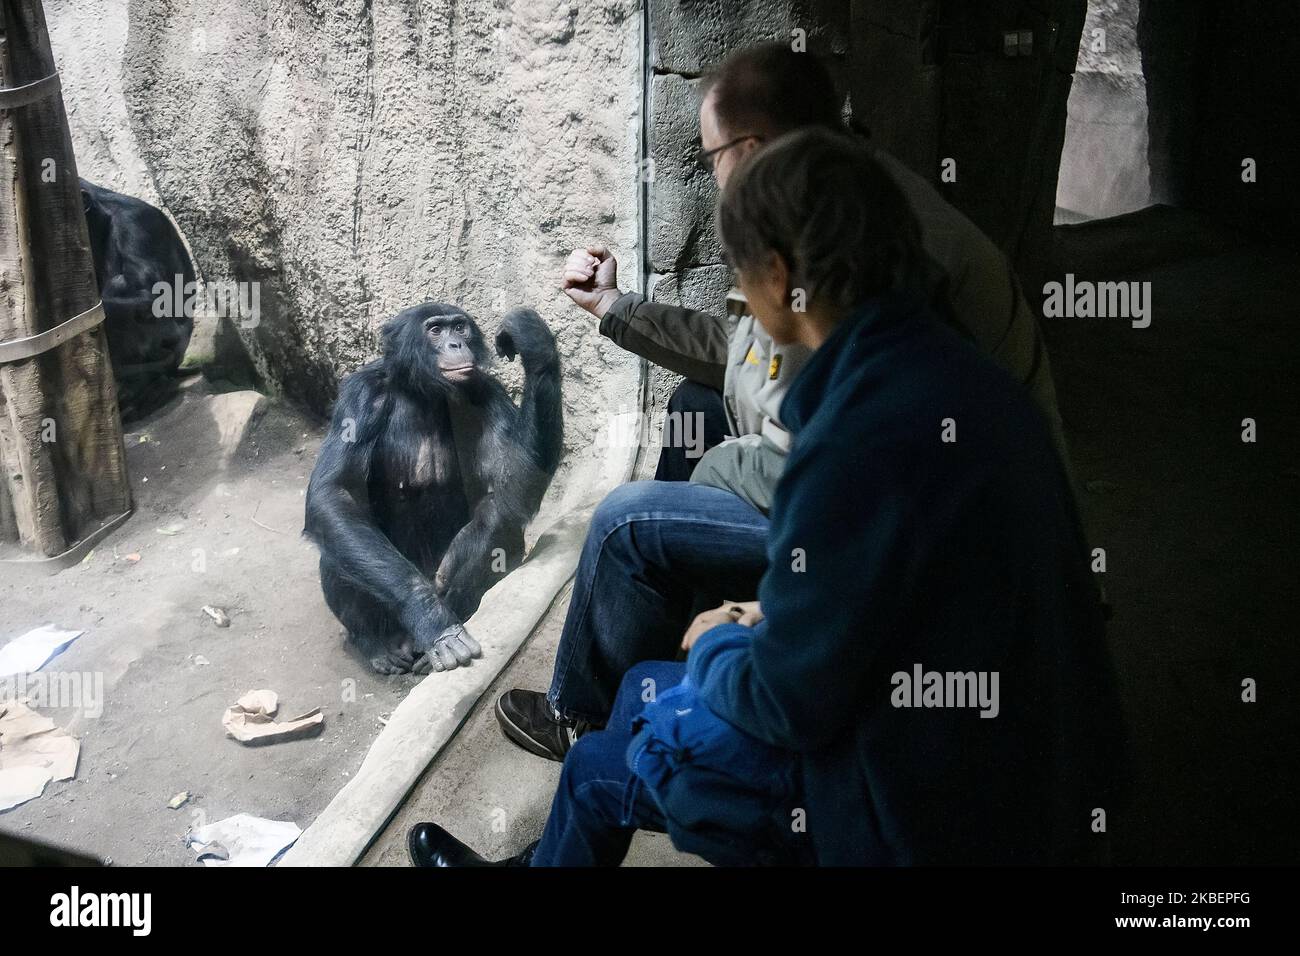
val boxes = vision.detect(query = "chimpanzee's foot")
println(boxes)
[369,655,409,675]
[352,633,418,675]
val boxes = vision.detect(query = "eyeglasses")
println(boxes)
[696,135,761,173]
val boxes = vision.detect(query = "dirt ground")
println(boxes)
[0,379,420,865]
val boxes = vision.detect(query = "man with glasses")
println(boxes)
[697,135,759,173]
[486,42,1072,766]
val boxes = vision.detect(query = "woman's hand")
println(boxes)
[681,600,763,652]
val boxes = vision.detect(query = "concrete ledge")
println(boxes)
[279,508,593,867]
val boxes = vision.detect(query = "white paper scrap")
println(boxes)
[0,625,84,680]
[185,814,302,867]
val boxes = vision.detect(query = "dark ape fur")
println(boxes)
[80,179,195,418]
[304,302,563,674]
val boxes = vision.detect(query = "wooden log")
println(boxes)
[0,0,130,561]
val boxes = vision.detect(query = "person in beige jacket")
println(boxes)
[493,42,1076,761]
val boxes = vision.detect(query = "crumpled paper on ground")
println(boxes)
[185,813,302,867]
[222,689,323,745]
[0,625,83,680]
[0,700,80,811]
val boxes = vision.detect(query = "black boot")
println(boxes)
[407,823,536,867]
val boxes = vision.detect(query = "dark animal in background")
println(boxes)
[80,179,195,418]
[305,303,563,674]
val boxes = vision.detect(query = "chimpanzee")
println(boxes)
[80,179,195,418]
[304,303,563,675]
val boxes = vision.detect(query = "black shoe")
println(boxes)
[407,822,536,867]
[495,689,591,762]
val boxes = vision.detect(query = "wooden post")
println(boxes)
[0,0,131,565]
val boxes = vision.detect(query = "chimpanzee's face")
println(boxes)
[382,302,491,397]
[423,313,479,382]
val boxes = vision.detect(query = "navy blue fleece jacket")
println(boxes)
[688,293,1124,865]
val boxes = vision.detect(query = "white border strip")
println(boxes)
[0,301,105,364]
[0,73,61,110]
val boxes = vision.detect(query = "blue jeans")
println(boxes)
[547,480,770,724]
[531,661,684,866]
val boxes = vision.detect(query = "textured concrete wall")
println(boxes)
[1063,0,1300,237]
[46,0,1104,501]
[848,0,1086,274]
[47,0,644,516]
[638,1,847,453]
[1055,0,1150,222]
[646,0,848,310]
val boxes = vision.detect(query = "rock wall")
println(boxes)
[1055,0,1150,222]
[645,0,847,312]
[46,0,1111,500]
[848,0,1087,276]
[1056,0,1300,236]
[637,1,847,464]
[47,0,645,516]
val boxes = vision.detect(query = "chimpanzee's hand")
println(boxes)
[414,625,483,674]
[494,307,557,374]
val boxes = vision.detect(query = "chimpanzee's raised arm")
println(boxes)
[494,308,564,477]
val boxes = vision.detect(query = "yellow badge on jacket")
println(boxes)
[745,345,759,366]
[768,354,782,380]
